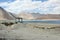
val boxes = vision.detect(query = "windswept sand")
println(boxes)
[0,23,60,40]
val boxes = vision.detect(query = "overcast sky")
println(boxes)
[0,0,60,14]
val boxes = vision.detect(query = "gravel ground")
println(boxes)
[0,23,60,40]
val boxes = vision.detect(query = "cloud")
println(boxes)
[0,0,60,14]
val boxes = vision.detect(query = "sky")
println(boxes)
[0,0,60,14]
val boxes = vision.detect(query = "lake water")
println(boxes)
[23,20,60,24]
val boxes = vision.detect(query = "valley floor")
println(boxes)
[0,23,60,40]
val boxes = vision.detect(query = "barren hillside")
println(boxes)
[18,12,60,20]
[18,12,34,20]
[0,7,14,20]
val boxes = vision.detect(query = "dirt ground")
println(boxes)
[0,23,60,40]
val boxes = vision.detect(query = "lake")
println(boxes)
[23,20,60,24]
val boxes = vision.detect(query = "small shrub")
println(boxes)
[1,22,14,26]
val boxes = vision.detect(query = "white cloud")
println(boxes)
[0,0,60,14]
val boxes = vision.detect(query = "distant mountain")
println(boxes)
[18,12,60,20]
[31,13,46,19]
[34,14,60,20]
[18,12,34,20]
[0,7,15,20]
[0,7,60,20]
[36,14,60,20]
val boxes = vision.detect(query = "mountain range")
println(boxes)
[18,12,60,20]
[0,7,60,20]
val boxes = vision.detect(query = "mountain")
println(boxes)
[31,13,46,19]
[36,14,60,20]
[18,12,34,20]
[18,12,60,20]
[0,7,15,20]
[1,7,59,20]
